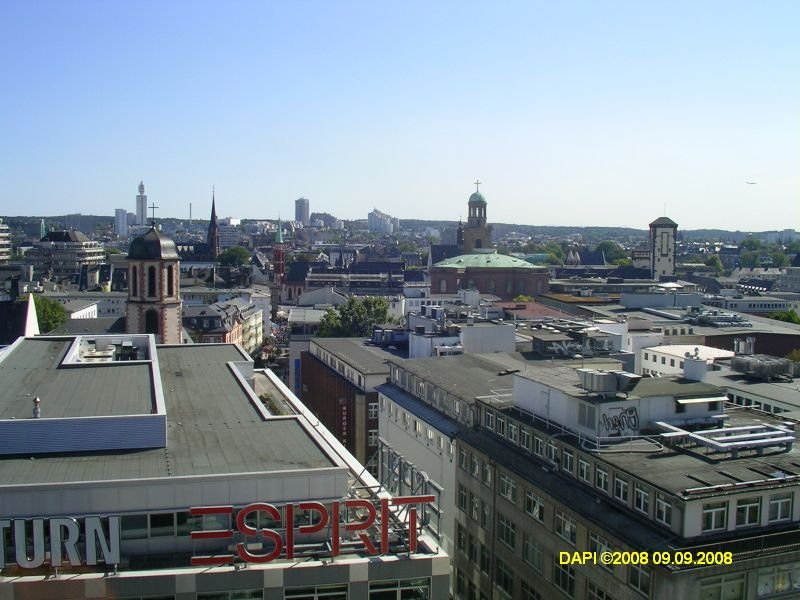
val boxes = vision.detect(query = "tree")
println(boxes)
[31,295,67,333]
[317,296,390,337]
[704,255,723,274]
[739,250,759,268]
[513,294,534,302]
[218,246,251,267]
[594,240,627,263]
[768,310,800,325]
[786,349,800,363]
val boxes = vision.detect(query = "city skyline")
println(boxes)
[1,1,798,230]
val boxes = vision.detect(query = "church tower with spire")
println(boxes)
[207,189,220,261]
[273,218,286,285]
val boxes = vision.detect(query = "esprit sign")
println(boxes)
[0,516,120,568]
[190,495,434,566]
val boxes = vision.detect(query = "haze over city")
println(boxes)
[2,0,798,230]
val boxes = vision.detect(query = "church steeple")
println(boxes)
[207,188,220,261]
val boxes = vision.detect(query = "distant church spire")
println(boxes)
[207,187,220,261]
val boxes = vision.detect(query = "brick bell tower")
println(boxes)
[126,218,182,344]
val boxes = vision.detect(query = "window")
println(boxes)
[596,466,609,492]
[520,428,531,451]
[150,512,175,537]
[553,562,575,597]
[525,491,545,522]
[578,458,591,483]
[555,510,576,545]
[521,581,542,600]
[496,416,506,437]
[656,495,672,526]
[614,476,629,503]
[470,493,480,521]
[578,402,596,428]
[459,448,467,469]
[485,409,495,430]
[458,484,467,510]
[480,501,490,529]
[369,578,431,599]
[768,493,792,523]
[167,265,174,296]
[368,429,378,447]
[670,358,675,367]
[497,513,516,549]
[534,435,544,457]
[468,533,478,563]
[588,531,613,571]
[508,422,518,444]
[522,534,542,572]
[629,564,651,596]
[562,449,574,474]
[495,558,514,597]
[736,497,760,527]
[634,483,650,514]
[644,352,649,360]
[471,454,480,477]
[482,462,492,487]
[368,402,378,419]
[756,565,800,598]
[587,582,614,600]
[457,523,466,552]
[145,309,159,336]
[147,265,156,297]
[480,543,490,574]
[546,442,558,464]
[131,265,138,296]
[499,474,517,503]
[699,573,746,600]
[702,501,728,532]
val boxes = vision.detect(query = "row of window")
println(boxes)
[701,493,792,532]
[643,351,684,368]
[386,397,453,455]
[389,365,467,424]
[455,526,649,599]
[482,406,677,529]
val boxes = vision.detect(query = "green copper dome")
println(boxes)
[468,191,487,205]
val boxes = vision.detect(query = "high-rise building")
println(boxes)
[0,218,10,265]
[295,197,310,226]
[135,181,147,225]
[368,209,396,234]
[114,209,128,238]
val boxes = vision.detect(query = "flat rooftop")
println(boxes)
[704,369,800,407]
[0,337,154,419]
[597,407,800,499]
[310,337,402,374]
[0,341,336,485]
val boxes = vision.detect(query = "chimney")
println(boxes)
[32,396,41,418]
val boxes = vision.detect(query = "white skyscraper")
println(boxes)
[115,209,128,238]
[135,181,147,225]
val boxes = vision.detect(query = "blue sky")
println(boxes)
[1,1,798,231]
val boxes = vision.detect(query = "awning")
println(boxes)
[676,396,728,405]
